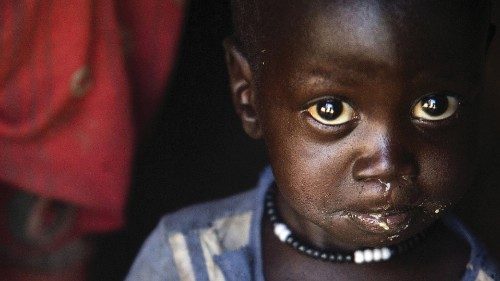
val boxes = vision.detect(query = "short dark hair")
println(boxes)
[230,0,493,55]
[230,0,261,68]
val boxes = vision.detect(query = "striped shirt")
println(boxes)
[126,167,499,281]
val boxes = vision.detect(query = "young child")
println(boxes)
[126,0,499,280]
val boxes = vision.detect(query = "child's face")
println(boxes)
[227,1,491,249]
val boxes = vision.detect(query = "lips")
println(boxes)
[347,209,412,234]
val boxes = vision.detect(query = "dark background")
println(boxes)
[90,1,267,280]
[90,1,500,280]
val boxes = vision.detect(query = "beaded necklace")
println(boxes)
[265,187,427,264]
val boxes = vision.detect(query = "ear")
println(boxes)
[223,38,263,139]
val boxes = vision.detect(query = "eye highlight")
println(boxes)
[307,98,357,126]
[412,94,459,121]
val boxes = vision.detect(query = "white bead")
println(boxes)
[354,250,364,264]
[273,223,291,242]
[381,247,391,260]
[364,249,374,263]
[373,249,382,261]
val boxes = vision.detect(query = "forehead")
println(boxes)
[257,0,490,77]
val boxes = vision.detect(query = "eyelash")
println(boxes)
[410,94,463,125]
[301,96,359,133]
[303,94,463,130]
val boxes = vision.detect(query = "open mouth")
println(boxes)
[347,209,413,235]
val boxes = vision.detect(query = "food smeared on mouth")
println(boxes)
[346,210,412,234]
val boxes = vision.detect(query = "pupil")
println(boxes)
[421,95,448,116]
[317,99,343,120]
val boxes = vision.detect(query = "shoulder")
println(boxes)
[125,189,260,281]
[443,215,499,281]
[159,188,258,233]
[125,166,274,280]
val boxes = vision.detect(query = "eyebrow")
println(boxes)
[298,57,387,89]
[306,68,369,88]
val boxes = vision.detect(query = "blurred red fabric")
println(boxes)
[0,0,184,235]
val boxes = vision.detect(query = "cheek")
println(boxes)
[262,109,356,213]
[417,138,475,208]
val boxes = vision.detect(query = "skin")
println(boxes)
[225,0,493,279]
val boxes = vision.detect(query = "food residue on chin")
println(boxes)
[378,221,390,230]
[388,234,399,241]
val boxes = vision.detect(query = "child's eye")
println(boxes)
[307,99,356,125]
[411,94,459,121]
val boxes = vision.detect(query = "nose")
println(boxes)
[352,125,418,182]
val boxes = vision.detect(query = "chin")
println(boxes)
[337,209,439,249]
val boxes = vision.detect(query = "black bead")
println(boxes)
[336,254,344,262]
